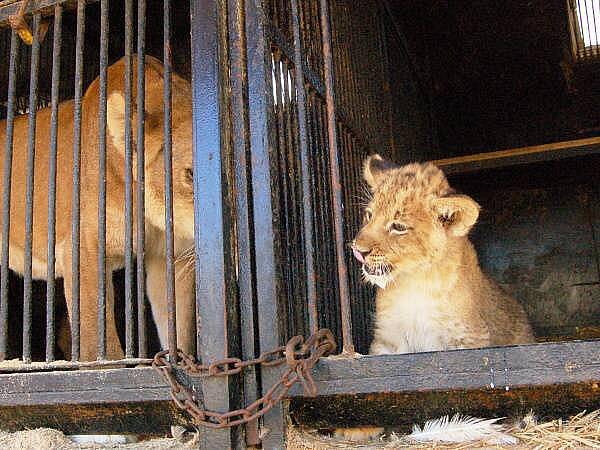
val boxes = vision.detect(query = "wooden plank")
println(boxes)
[291,381,600,429]
[0,367,171,406]
[286,340,600,397]
[434,136,600,174]
[0,401,187,434]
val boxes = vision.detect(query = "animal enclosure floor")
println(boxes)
[0,428,198,449]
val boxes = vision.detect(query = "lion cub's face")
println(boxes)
[352,155,480,289]
[105,56,195,242]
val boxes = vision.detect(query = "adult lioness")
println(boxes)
[0,56,196,361]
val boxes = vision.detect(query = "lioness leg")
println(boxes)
[63,242,124,361]
[145,256,195,355]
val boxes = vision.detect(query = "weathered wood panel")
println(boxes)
[286,340,600,397]
[0,401,187,434]
[290,381,600,429]
[0,367,170,405]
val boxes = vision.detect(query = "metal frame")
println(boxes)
[0,0,598,448]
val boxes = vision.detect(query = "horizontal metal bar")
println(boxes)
[286,340,600,397]
[0,358,153,373]
[0,0,85,27]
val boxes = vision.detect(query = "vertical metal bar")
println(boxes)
[289,0,318,335]
[589,0,599,56]
[71,0,86,362]
[46,4,63,362]
[227,0,260,444]
[23,13,42,363]
[191,0,234,446]
[123,0,134,359]
[0,31,19,362]
[318,0,354,354]
[163,0,177,359]
[245,0,287,446]
[97,0,109,360]
[136,0,147,359]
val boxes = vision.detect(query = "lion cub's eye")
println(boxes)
[363,208,373,223]
[389,222,409,235]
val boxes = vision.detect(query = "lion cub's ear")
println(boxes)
[434,194,480,237]
[363,154,397,190]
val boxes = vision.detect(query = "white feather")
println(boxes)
[408,414,517,445]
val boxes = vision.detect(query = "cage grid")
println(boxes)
[0,0,597,446]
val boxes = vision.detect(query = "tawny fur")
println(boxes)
[0,56,196,361]
[338,156,534,442]
[355,155,534,355]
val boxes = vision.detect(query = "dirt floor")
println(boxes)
[0,428,199,449]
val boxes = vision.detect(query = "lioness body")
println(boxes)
[0,56,196,360]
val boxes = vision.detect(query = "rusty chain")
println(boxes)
[152,329,336,429]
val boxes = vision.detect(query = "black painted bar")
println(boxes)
[123,0,134,359]
[71,0,86,362]
[135,0,147,359]
[245,0,287,446]
[227,0,260,444]
[289,0,318,335]
[318,0,354,354]
[97,0,109,360]
[190,0,234,446]
[163,0,177,360]
[0,30,19,362]
[23,13,42,364]
[46,4,63,363]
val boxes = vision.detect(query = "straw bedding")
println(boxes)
[287,410,600,449]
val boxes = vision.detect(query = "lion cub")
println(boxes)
[336,155,534,442]
[353,155,534,355]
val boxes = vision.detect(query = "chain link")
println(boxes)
[152,329,336,429]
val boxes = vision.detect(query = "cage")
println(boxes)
[0,0,598,447]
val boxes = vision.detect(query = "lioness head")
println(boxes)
[98,55,195,242]
[352,155,480,288]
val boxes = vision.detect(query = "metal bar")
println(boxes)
[71,0,85,362]
[588,0,599,56]
[227,0,260,444]
[318,0,354,354]
[123,0,134,359]
[289,0,318,335]
[266,23,326,97]
[190,0,234,446]
[281,57,307,337]
[23,13,42,364]
[163,0,177,360]
[136,0,147,359]
[46,3,62,362]
[245,0,287,445]
[0,357,154,373]
[0,30,19,362]
[97,0,109,360]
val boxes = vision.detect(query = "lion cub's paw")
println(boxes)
[334,426,384,442]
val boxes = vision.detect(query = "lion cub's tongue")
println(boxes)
[352,247,365,264]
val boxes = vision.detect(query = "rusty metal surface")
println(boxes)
[153,329,336,429]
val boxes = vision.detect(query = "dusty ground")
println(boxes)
[0,428,199,449]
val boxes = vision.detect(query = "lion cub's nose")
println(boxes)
[351,243,371,264]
